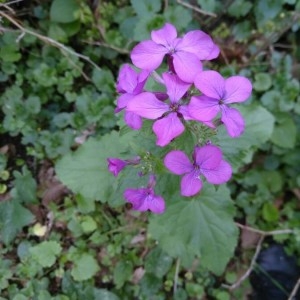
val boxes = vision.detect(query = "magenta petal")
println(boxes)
[147,194,165,214]
[134,69,151,93]
[131,40,168,70]
[224,76,252,103]
[188,95,220,122]
[221,106,245,138]
[162,73,191,103]
[164,150,193,175]
[117,64,138,93]
[153,113,185,146]
[126,92,169,119]
[181,171,202,197]
[124,188,147,210]
[116,93,134,110]
[205,44,220,60]
[201,160,232,184]
[194,71,225,99]
[124,111,142,130]
[176,30,215,60]
[173,51,202,83]
[151,23,177,46]
[107,158,127,177]
[194,145,222,170]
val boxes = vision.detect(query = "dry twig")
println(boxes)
[0,11,101,74]
[176,0,217,18]
[222,223,295,291]
[288,277,300,300]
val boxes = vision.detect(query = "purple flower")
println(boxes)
[116,64,150,130]
[127,72,191,146]
[131,23,219,83]
[164,145,232,197]
[188,71,252,137]
[107,158,127,177]
[107,156,141,177]
[124,175,165,214]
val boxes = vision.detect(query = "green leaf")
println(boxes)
[217,104,275,170]
[55,131,135,203]
[94,289,120,300]
[164,6,192,31]
[253,73,272,92]
[30,241,62,267]
[50,0,80,23]
[130,0,161,17]
[145,247,173,278]
[0,199,34,245]
[271,113,297,148]
[149,185,238,275]
[262,202,279,222]
[11,166,37,204]
[228,0,252,18]
[113,260,133,288]
[71,253,100,281]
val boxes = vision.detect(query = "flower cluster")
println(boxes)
[108,23,252,214]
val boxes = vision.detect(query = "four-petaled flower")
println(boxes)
[124,175,165,214]
[164,145,232,197]
[127,72,191,146]
[131,23,219,83]
[188,70,252,137]
[115,64,150,130]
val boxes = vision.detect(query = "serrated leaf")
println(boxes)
[71,253,100,281]
[30,241,62,267]
[50,0,80,23]
[0,200,34,245]
[217,104,275,171]
[149,185,238,275]
[55,131,135,203]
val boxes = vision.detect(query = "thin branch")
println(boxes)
[0,0,24,7]
[176,0,217,18]
[288,277,300,300]
[84,40,130,54]
[235,222,294,236]
[222,223,295,291]
[173,258,181,296]
[0,11,101,72]
[222,235,264,290]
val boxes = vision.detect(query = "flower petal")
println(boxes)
[194,71,225,99]
[124,188,147,210]
[221,106,245,137]
[194,145,222,170]
[172,51,202,83]
[131,40,168,70]
[205,44,220,60]
[126,92,169,119]
[134,69,151,93]
[188,95,220,122]
[124,111,142,130]
[181,171,202,197]
[164,150,193,175]
[176,30,216,60]
[147,194,165,214]
[162,72,191,103]
[116,64,138,93]
[201,160,232,184]
[151,23,177,46]
[224,76,252,103]
[116,93,134,111]
[153,113,185,146]
[107,158,127,177]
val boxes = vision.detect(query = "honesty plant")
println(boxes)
[107,23,252,214]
